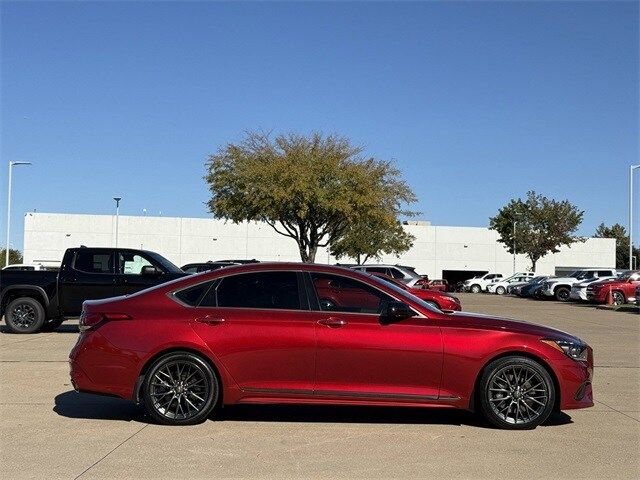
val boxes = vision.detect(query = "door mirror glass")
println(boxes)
[141,265,162,276]
[384,301,415,322]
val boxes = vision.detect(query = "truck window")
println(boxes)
[72,251,114,274]
[119,253,154,275]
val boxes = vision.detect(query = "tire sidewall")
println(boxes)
[4,297,46,334]
[142,352,219,425]
[612,291,625,305]
[555,287,570,302]
[479,355,556,430]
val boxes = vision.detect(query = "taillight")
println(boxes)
[79,312,132,332]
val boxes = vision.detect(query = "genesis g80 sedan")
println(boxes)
[69,263,593,429]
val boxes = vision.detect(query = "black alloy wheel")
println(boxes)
[4,297,45,334]
[142,352,219,425]
[479,356,555,430]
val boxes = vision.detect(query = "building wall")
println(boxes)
[22,212,616,277]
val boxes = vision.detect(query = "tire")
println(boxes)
[3,297,46,334]
[554,287,570,302]
[142,352,219,425]
[478,355,555,430]
[496,286,506,295]
[470,284,481,294]
[41,317,65,332]
[612,291,625,306]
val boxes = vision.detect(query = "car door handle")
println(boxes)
[195,316,226,325]
[318,318,347,328]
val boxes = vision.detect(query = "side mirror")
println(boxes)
[384,301,415,322]
[141,265,162,276]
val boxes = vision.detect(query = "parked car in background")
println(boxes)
[0,247,186,333]
[70,262,593,429]
[515,277,547,298]
[371,273,462,311]
[463,273,503,293]
[514,276,548,297]
[181,261,242,274]
[540,269,618,302]
[487,273,536,295]
[586,271,640,305]
[425,279,449,292]
[349,264,426,288]
[2,263,58,271]
[570,272,620,301]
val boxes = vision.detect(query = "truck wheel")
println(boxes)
[470,284,481,294]
[4,297,46,334]
[496,286,506,295]
[41,317,65,332]
[554,287,570,302]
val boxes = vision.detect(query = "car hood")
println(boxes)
[445,311,581,342]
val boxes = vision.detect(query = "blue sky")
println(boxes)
[1,1,638,251]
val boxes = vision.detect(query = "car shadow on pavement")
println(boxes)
[53,391,573,429]
[54,391,145,423]
[218,404,573,429]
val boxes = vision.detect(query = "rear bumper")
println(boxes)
[69,330,137,400]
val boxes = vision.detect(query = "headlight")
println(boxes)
[541,339,588,362]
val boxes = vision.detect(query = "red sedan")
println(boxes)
[69,263,593,429]
[370,273,461,311]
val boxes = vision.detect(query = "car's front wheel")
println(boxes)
[478,355,555,430]
[142,352,219,425]
[611,291,625,306]
[470,284,481,294]
[554,287,570,302]
[496,286,505,295]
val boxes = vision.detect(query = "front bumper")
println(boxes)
[569,287,588,301]
[557,349,594,410]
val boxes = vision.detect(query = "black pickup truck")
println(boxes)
[0,247,186,333]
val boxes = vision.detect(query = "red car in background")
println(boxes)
[70,263,593,430]
[586,271,640,305]
[370,273,461,311]
[426,279,449,292]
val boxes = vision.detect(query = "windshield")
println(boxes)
[367,274,443,314]
[145,251,183,274]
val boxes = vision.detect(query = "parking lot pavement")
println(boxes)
[1,295,638,479]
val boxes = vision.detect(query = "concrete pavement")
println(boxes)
[1,294,638,479]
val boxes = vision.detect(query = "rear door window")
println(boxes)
[214,271,301,310]
[72,251,114,274]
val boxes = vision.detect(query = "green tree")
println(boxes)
[0,248,23,266]
[330,215,415,264]
[205,131,417,263]
[489,191,584,272]
[594,223,639,269]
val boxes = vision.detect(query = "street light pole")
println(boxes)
[113,197,122,248]
[630,165,640,270]
[5,161,32,267]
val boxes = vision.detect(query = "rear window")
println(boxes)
[72,251,114,274]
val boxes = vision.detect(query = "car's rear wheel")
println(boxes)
[496,286,505,295]
[612,291,625,305]
[142,352,219,425]
[479,355,555,430]
[4,297,45,334]
[554,287,570,302]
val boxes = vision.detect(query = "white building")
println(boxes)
[22,212,615,281]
